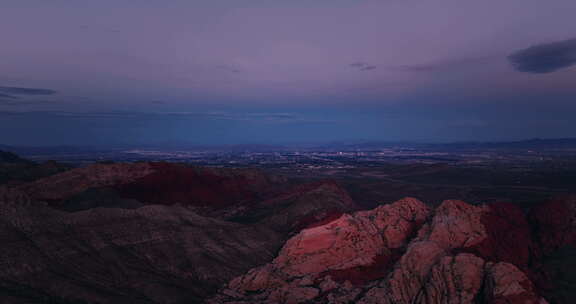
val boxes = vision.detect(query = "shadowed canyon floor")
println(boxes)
[0,158,575,303]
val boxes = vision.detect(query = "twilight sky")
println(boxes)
[1,0,576,146]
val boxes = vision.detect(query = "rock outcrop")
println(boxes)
[210,198,552,304]
[210,198,431,303]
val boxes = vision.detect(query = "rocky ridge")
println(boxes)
[0,162,359,303]
[210,196,576,304]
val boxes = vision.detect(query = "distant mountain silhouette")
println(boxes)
[0,150,30,163]
[433,138,576,150]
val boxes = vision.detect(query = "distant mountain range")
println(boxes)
[2,138,576,155]
[318,138,576,151]
[431,138,576,150]
[0,150,31,163]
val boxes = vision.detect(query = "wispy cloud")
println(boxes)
[160,111,334,123]
[0,93,18,100]
[350,62,377,71]
[0,110,336,124]
[79,25,121,33]
[0,86,57,96]
[216,65,241,73]
[0,100,53,106]
[508,38,576,74]
[395,56,493,73]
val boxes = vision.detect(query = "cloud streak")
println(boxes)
[508,38,576,74]
[216,65,241,73]
[0,93,18,99]
[0,110,336,124]
[396,56,493,73]
[0,86,58,96]
[350,62,377,71]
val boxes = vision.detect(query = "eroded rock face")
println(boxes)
[211,198,551,304]
[0,187,283,303]
[211,198,430,303]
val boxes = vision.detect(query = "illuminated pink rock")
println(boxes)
[211,199,551,304]
[212,198,430,303]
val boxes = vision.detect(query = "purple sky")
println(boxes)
[1,0,576,145]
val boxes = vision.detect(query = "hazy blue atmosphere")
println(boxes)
[1,0,576,145]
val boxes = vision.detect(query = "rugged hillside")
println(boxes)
[231,180,357,233]
[0,150,30,164]
[0,186,283,303]
[0,161,359,303]
[18,162,357,224]
[1,158,575,303]
[0,150,69,186]
[210,196,576,304]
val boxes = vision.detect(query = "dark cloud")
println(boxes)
[350,62,377,71]
[0,86,57,96]
[508,38,576,73]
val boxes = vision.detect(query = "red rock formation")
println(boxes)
[19,162,156,201]
[211,199,551,304]
[211,198,430,303]
[115,162,282,208]
[19,162,285,213]
[5,160,575,303]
